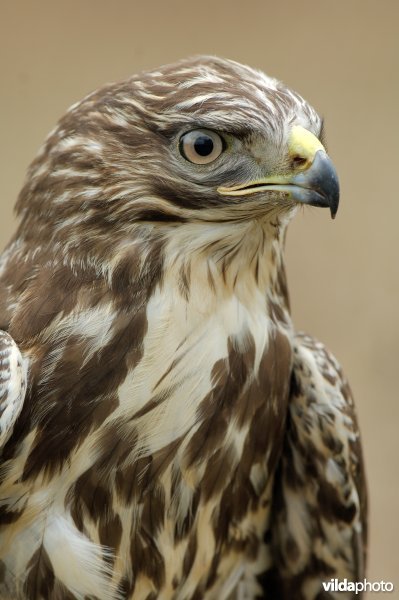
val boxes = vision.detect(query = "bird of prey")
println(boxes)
[0,56,367,600]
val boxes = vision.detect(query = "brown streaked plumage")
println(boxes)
[0,56,366,599]
[0,331,26,449]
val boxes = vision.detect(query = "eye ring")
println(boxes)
[179,129,224,165]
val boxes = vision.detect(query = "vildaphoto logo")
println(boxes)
[322,579,394,594]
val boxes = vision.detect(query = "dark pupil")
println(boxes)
[194,135,214,156]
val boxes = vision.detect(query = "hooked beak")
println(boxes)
[217,125,340,219]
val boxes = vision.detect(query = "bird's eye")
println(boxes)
[179,129,224,165]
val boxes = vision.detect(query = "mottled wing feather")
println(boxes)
[264,332,367,599]
[0,330,27,449]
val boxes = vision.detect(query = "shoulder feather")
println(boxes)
[264,332,367,599]
[0,331,27,449]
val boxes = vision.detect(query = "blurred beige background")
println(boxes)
[1,0,398,592]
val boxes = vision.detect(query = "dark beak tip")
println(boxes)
[292,150,340,220]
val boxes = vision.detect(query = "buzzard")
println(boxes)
[0,57,367,599]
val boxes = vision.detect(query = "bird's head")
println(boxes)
[15,56,339,256]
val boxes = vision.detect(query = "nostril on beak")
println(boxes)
[291,155,309,170]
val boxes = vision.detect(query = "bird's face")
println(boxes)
[127,56,339,223]
[16,56,339,249]
[162,123,338,222]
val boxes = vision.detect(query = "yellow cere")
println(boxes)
[288,125,325,162]
[218,125,326,195]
